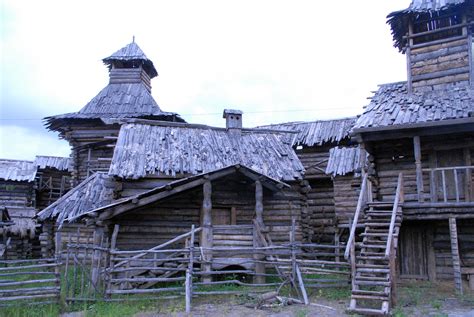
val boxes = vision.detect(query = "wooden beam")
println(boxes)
[255,180,264,228]
[449,217,463,294]
[463,149,472,201]
[200,181,212,283]
[413,136,424,202]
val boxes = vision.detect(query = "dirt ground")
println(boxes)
[135,282,474,317]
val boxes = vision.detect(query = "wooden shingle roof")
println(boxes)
[35,156,71,171]
[326,146,361,176]
[44,83,183,131]
[353,82,474,132]
[36,172,116,226]
[257,117,356,147]
[0,159,37,182]
[108,121,304,182]
[103,41,158,78]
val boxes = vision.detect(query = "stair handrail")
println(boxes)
[385,173,404,259]
[344,174,369,259]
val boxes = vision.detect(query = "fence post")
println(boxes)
[54,231,62,305]
[106,224,120,299]
[186,225,195,313]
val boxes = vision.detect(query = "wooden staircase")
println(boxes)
[346,173,404,316]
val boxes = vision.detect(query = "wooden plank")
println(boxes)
[413,136,424,202]
[449,217,463,294]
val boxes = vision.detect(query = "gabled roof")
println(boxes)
[0,159,37,182]
[108,120,304,181]
[257,117,356,147]
[103,41,158,78]
[93,165,289,222]
[387,0,472,51]
[326,146,361,177]
[352,82,474,133]
[35,156,71,171]
[36,172,116,227]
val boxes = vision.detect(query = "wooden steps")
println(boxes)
[348,197,403,316]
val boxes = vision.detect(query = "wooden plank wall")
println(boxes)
[113,175,302,251]
[410,37,470,91]
[295,146,332,179]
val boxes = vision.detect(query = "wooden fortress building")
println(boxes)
[26,0,474,315]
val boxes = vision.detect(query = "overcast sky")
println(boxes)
[0,0,410,160]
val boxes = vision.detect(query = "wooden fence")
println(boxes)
[0,257,61,307]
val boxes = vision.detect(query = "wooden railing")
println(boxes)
[423,165,474,203]
[344,174,369,259]
[385,173,404,259]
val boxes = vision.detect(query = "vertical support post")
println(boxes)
[200,180,213,283]
[413,136,424,202]
[253,221,266,284]
[360,144,372,202]
[91,225,104,287]
[449,217,463,294]
[290,218,296,283]
[426,227,437,282]
[429,151,439,202]
[335,230,341,264]
[255,180,264,228]
[186,225,195,314]
[106,224,119,299]
[54,231,62,304]
[464,148,472,201]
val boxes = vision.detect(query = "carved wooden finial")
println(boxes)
[132,35,135,43]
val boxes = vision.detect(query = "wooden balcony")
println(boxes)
[404,165,474,219]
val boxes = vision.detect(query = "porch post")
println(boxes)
[91,224,105,286]
[255,180,264,228]
[200,180,213,283]
[254,180,266,283]
[413,136,424,202]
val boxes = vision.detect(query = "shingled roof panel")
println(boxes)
[37,172,116,226]
[257,117,356,147]
[108,123,304,182]
[34,156,71,171]
[353,82,474,131]
[0,159,37,182]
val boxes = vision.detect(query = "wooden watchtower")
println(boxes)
[44,40,184,185]
[347,0,474,314]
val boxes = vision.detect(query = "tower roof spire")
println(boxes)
[102,41,158,78]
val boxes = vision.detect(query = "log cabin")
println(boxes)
[346,0,474,314]
[38,110,306,281]
[0,156,72,258]
[0,159,39,258]
[257,118,357,244]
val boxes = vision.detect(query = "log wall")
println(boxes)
[305,178,335,243]
[65,125,119,184]
[370,133,474,203]
[113,174,302,251]
[0,180,34,208]
[410,37,471,91]
[333,175,361,227]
